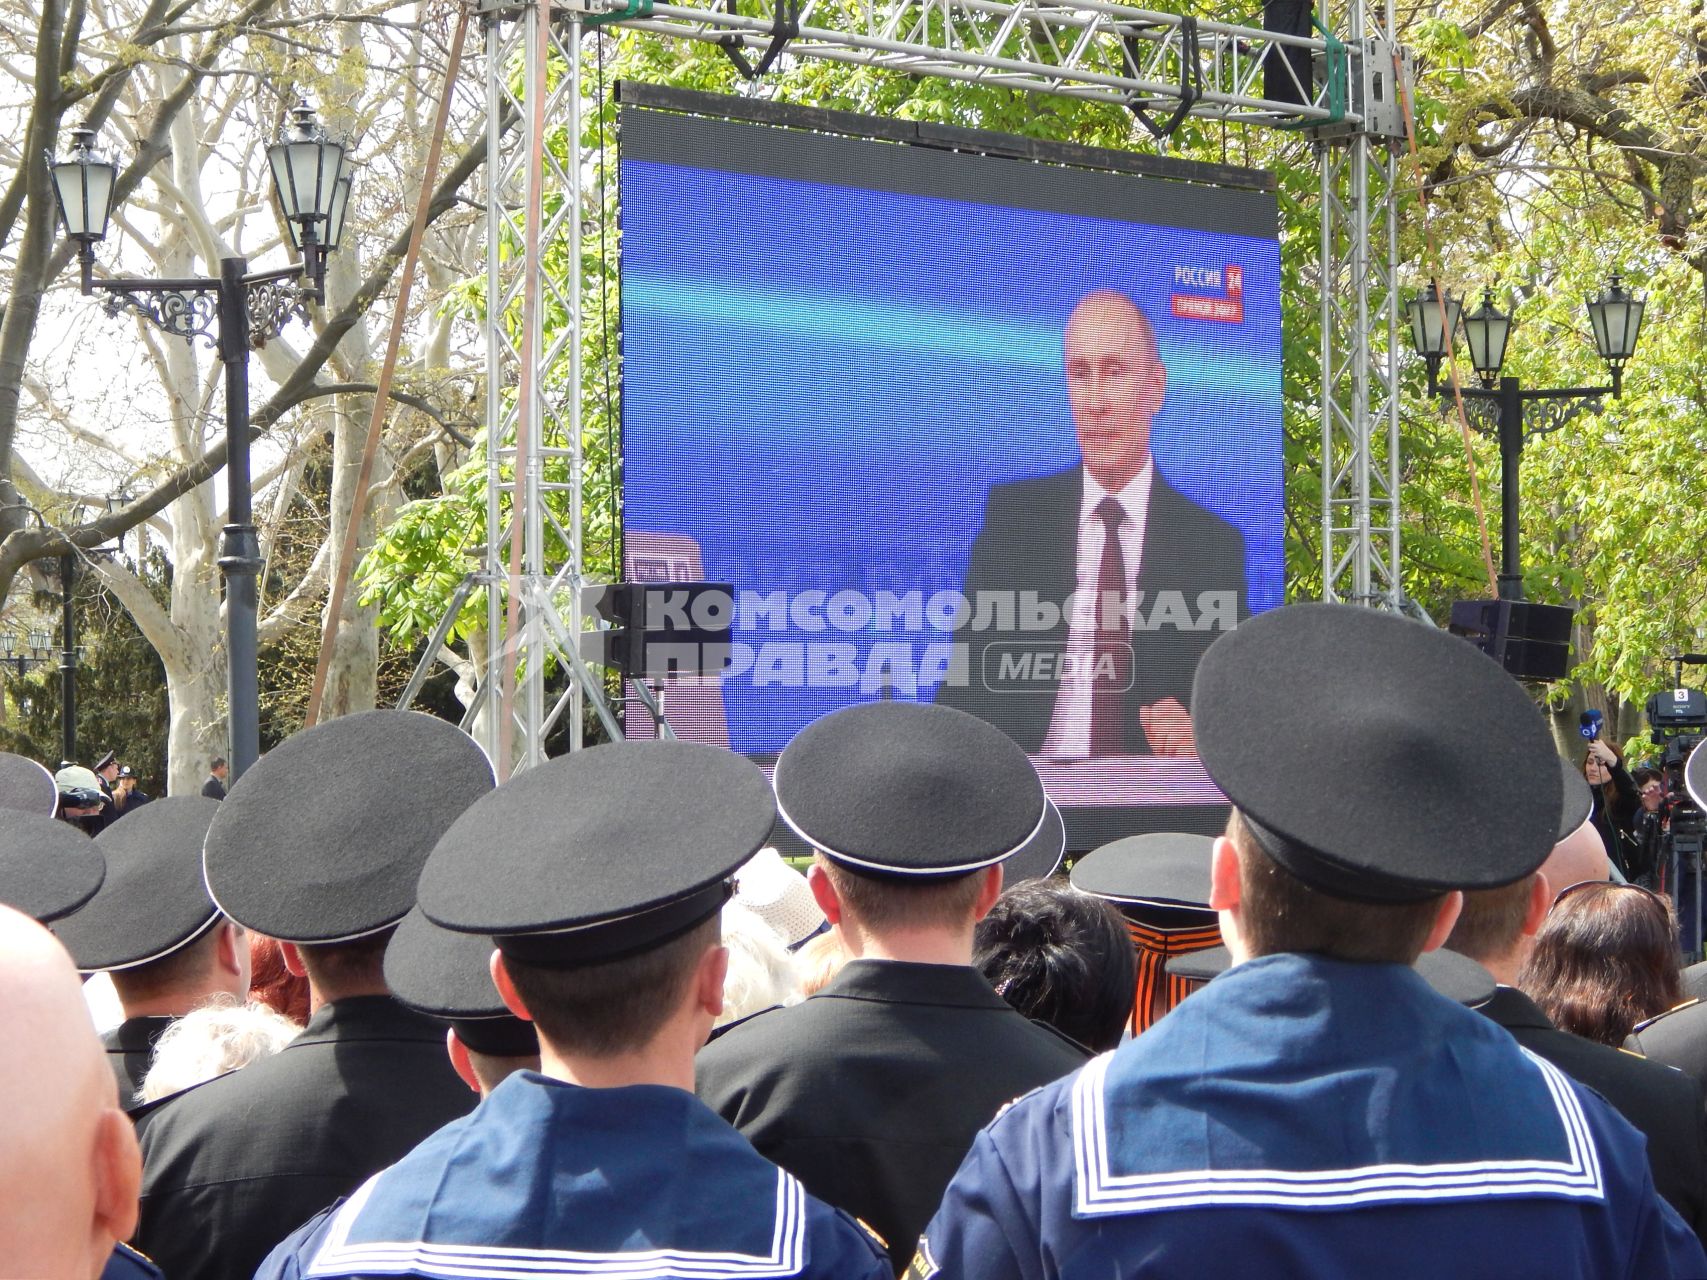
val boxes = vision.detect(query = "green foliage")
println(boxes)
[359,452,489,645]
[0,555,170,789]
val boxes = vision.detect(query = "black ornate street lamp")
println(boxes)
[1,629,54,681]
[49,103,350,781]
[1405,275,1646,600]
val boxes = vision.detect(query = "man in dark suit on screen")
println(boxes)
[936,288,1247,757]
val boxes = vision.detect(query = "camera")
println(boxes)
[1644,681,1707,954]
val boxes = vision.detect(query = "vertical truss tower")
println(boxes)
[440,0,1411,770]
[476,0,597,773]
[1315,0,1408,607]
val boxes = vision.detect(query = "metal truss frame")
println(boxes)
[468,0,592,774]
[412,0,1409,770]
[613,0,1337,122]
[1316,0,1404,609]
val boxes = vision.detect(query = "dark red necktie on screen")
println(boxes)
[1089,496,1131,757]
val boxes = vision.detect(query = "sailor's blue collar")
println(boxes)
[300,1066,812,1278]
[1070,951,1606,1218]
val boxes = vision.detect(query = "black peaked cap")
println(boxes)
[1558,758,1594,843]
[774,701,1046,878]
[203,710,495,943]
[1004,800,1065,884]
[94,750,116,772]
[385,907,538,1057]
[0,812,105,923]
[1071,832,1214,910]
[1165,945,1496,1007]
[55,797,222,971]
[0,752,58,817]
[419,740,775,968]
[1192,604,1560,903]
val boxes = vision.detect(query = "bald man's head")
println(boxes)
[1541,818,1611,895]
[0,905,141,1279]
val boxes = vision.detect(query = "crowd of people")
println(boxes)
[4,602,1707,1278]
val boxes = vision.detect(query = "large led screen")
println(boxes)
[621,105,1283,837]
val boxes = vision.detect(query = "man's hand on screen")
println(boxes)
[1139,698,1196,757]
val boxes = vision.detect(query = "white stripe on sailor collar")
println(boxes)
[306,1166,810,1279]
[1069,1048,1606,1217]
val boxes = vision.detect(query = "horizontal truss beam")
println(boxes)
[554,0,1348,124]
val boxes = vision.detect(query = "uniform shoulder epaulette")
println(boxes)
[1028,1015,1093,1058]
[1631,997,1702,1036]
[705,1002,787,1043]
[101,1243,163,1279]
[990,1072,1074,1125]
[905,1235,940,1280]
[123,1064,229,1121]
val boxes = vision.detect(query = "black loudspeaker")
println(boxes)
[581,582,735,679]
[1262,0,1315,108]
[1449,599,1575,682]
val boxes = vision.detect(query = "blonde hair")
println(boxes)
[138,997,301,1103]
[793,930,847,999]
[716,903,799,1027]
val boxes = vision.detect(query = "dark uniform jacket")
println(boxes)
[135,995,475,1280]
[1481,985,1707,1240]
[1627,999,1707,1085]
[87,778,120,834]
[102,1015,175,1110]
[199,775,226,800]
[934,467,1247,753]
[695,958,1089,1270]
[1683,962,1707,1004]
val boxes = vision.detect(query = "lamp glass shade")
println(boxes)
[29,630,49,653]
[323,174,351,253]
[1406,287,1459,361]
[279,186,305,252]
[267,104,345,239]
[0,633,12,655]
[49,132,116,242]
[1462,289,1513,382]
[1588,276,1646,364]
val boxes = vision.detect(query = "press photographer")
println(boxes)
[1630,768,1668,891]
[1642,683,1707,953]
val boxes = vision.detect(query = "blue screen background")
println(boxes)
[622,154,1283,754]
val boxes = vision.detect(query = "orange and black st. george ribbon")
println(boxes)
[1126,919,1222,1034]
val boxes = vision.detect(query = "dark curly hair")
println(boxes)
[973,880,1136,1053]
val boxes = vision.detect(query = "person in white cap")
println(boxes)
[733,848,828,950]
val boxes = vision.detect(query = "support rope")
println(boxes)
[303,3,472,727]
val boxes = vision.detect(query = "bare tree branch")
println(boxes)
[0,102,511,602]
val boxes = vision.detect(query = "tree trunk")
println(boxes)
[319,393,385,717]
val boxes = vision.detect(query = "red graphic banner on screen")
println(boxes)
[1171,263,1244,324]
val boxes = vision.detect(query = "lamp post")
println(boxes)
[0,499,98,757]
[49,104,351,781]
[57,552,75,763]
[1406,276,1646,600]
[1,629,54,680]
